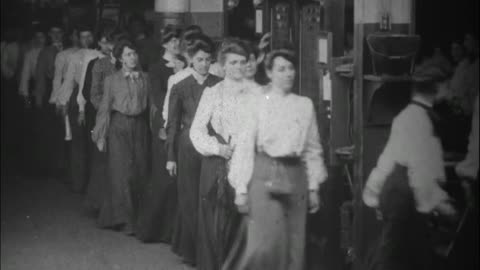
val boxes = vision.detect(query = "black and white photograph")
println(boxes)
[1,0,478,269]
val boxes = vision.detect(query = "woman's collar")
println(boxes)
[412,95,433,108]
[191,69,209,84]
[266,84,289,97]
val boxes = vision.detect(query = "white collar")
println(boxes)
[109,54,116,64]
[265,84,290,98]
[191,69,209,85]
[223,77,244,90]
[412,95,433,108]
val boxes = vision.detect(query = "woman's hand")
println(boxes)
[166,161,177,177]
[218,145,234,160]
[434,200,457,220]
[97,139,106,152]
[258,32,271,51]
[235,193,249,214]
[308,190,320,213]
[362,186,379,208]
[158,127,167,140]
[77,111,86,126]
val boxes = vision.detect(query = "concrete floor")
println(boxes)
[0,173,194,270]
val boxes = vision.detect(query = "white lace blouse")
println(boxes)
[190,78,262,156]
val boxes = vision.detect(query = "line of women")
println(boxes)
[13,21,328,269]
[147,25,328,269]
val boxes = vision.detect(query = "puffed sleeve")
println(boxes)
[92,75,113,143]
[50,51,65,104]
[228,100,258,195]
[162,74,176,128]
[57,55,76,106]
[18,50,33,97]
[363,121,399,208]
[190,86,222,156]
[301,100,328,191]
[165,83,182,162]
[363,110,449,213]
[90,59,104,110]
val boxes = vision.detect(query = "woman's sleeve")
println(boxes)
[57,57,76,106]
[165,83,182,162]
[301,100,328,192]
[363,121,399,208]
[90,60,104,110]
[50,52,65,104]
[92,75,113,143]
[162,75,176,128]
[190,87,222,156]
[228,102,258,195]
[18,51,32,97]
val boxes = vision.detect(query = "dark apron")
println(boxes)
[370,165,433,270]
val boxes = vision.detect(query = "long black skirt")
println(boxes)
[370,165,433,270]
[197,148,241,270]
[171,129,202,264]
[97,111,148,231]
[84,106,108,212]
[67,87,89,193]
[135,134,177,243]
[31,102,66,178]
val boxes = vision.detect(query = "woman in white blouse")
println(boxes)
[190,39,261,270]
[223,49,328,270]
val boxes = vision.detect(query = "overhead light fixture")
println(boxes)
[253,0,263,7]
[227,0,240,10]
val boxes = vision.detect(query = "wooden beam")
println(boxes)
[324,0,345,57]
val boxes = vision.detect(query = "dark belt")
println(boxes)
[112,110,147,119]
[256,151,301,166]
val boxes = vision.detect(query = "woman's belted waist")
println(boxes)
[256,151,301,166]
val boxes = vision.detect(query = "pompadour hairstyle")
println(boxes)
[185,34,215,58]
[217,38,249,65]
[264,49,298,71]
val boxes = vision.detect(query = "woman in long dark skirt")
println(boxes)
[83,30,118,213]
[92,40,149,234]
[190,39,261,270]
[223,49,328,270]
[135,25,183,242]
[166,34,221,265]
[84,35,117,211]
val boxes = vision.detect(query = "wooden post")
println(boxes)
[351,0,414,269]
[352,2,365,269]
[324,0,346,57]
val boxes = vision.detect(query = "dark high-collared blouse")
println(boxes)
[166,74,222,161]
[90,57,117,110]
